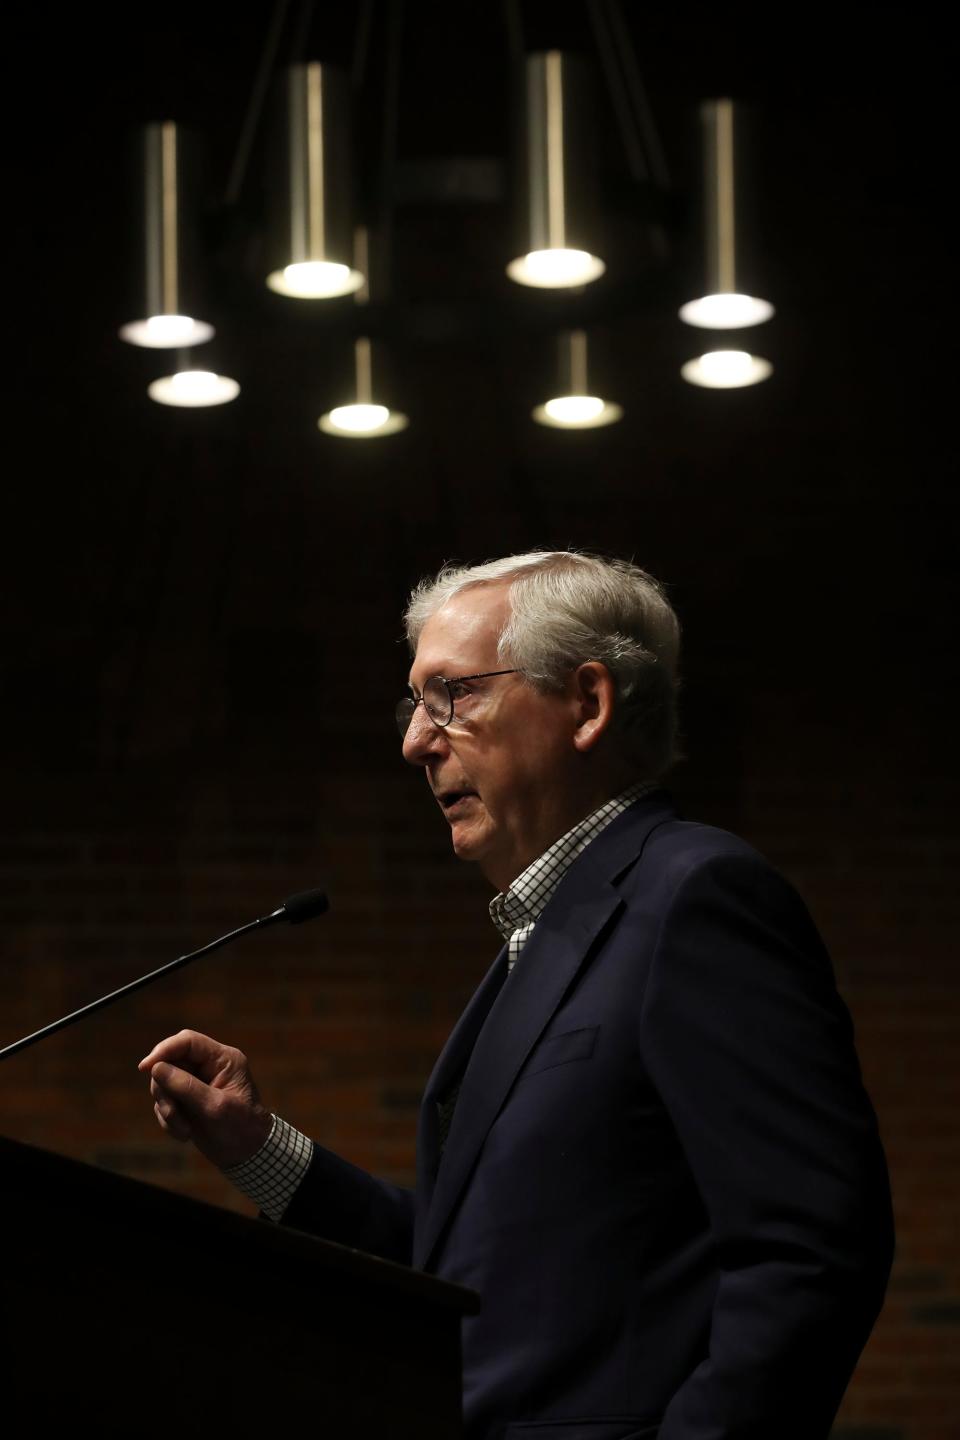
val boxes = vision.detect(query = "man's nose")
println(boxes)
[401,704,448,766]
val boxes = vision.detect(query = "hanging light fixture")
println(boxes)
[266,62,364,300]
[119,122,215,349]
[679,98,774,330]
[317,336,408,435]
[680,350,772,388]
[532,330,622,428]
[147,350,240,408]
[116,20,782,428]
[507,52,606,290]
[317,228,408,437]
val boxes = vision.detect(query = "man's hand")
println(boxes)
[138,1029,273,1169]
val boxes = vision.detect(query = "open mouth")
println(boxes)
[438,789,476,813]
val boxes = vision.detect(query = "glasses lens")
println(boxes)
[423,676,452,726]
[395,697,416,737]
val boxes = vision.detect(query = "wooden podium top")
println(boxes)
[4,1133,478,1435]
[3,1132,477,1313]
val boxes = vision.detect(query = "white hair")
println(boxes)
[403,550,682,777]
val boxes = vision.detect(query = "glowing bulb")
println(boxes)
[148,370,240,407]
[532,396,623,429]
[506,248,606,289]
[679,293,775,329]
[318,404,409,438]
[680,351,772,389]
[266,262,364,299]
[119,314,215,348]
[545,395,605,424]
[329,404,389,432]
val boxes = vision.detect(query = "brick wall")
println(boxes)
[3,404,956,1438]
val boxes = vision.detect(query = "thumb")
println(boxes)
[151,1061,211,1117]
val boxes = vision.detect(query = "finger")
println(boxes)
[150,1075,180,1106]
[154,1099,191,1142]
[149,1061,210,1116]
[138,1029,223,1078]
[151,1075,194,1138]
[139,1029,211,1071]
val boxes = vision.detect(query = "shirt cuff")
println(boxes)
[222,1114,314,1223]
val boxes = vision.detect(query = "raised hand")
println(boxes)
[138,1029,273,1169]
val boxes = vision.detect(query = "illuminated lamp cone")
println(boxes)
[120,122,215,350]
[507,52,606,291]
[147,346,240,408]
[533,330,622,428]
[679,98,774,331]
[265,63,364,300]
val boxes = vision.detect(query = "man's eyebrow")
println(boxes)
[408,662,460,690]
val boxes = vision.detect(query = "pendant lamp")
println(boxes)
[533,330,622,428]
[266,63,364,300]
[679,98,774,330]
[119,122,214,349]
[507,52,606,291]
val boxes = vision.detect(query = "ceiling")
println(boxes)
[4,3,953,794]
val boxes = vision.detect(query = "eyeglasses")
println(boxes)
[395,670,519,738]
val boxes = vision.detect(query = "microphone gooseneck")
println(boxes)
[0,888,330,1063]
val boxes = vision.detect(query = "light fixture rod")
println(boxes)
[568,330,588,394]
[354,225,370,303]
[587,0,649,185]
[355,337,373,404]
[604,0,670,187]
[142,122,187,319]
[707,98,737,295]
[224,0,292,206]
[306,64,325,257]
[160,123,178,314]
[545,52,566,250]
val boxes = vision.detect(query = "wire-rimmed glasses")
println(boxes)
[395,670,519,738]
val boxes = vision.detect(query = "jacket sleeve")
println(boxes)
[640,848,894,1440]
[278,1142,416,1267]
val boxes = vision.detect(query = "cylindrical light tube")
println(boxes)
[680,99,774,330]
[266,63,363,299]
[318,337,409,437]
[120,122,213,348]
[704,97,737,296]
[508,52,605,289]
[533,330,622,428]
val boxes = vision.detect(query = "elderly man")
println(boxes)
[141,550,894,1440]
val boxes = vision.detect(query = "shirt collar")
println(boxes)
[488,779,658,942]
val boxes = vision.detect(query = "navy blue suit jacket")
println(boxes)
[283,793,894,1440]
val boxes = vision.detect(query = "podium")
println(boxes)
[3,1135,478,1435]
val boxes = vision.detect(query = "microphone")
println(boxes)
[268,889,330,925]
[0,888,330,1063]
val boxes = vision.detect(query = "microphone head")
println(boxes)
[281,888,330,924]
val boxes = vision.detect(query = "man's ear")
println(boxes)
[571,662,617,752]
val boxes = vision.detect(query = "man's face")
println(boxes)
[402,582,582,891]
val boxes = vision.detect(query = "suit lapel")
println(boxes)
[413,793,676,1272]
[414,946,510,1226]
[414,885,622,1270]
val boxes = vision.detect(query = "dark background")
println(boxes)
[2,6,955,1437]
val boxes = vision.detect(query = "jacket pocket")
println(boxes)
[521,1025,600,1079]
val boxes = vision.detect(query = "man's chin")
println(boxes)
[448,816,509,888]
[448,813,490,862]
[450,825,481,860]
